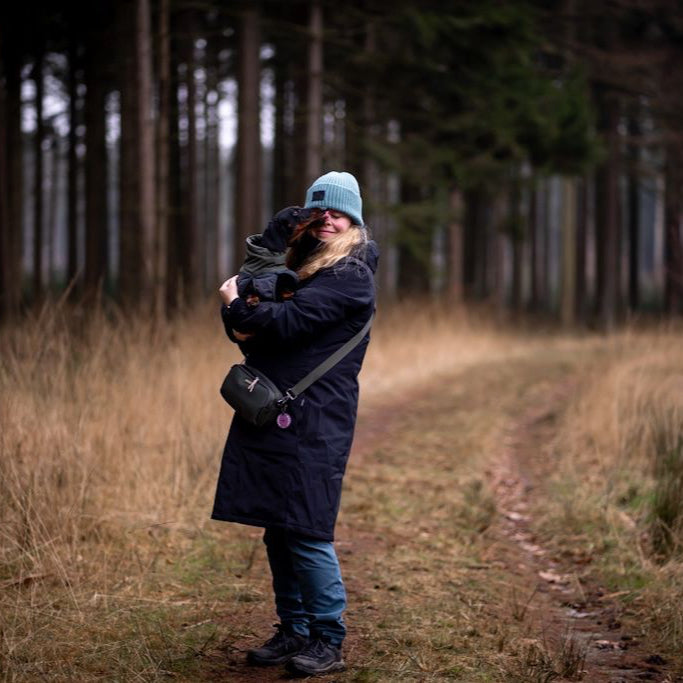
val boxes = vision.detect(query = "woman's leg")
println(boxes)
[287,533,346,645]
[263,527,309,637]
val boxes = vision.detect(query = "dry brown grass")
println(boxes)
[1,299,682,680]
[532,328,683,668]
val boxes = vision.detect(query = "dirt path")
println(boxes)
[208,363,678,682]
[489,380,675,683]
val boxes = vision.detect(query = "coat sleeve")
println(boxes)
[225,266,374,346]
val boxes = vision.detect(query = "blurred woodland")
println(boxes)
[1,0,683,327]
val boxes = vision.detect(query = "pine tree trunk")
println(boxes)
[204,36,220,292]
[33,50,45,302]
[665,144,683,315]
[119,0,142,306]
[182,11,200,297]
[305,0,323,185]
[272,54,287,211]
[560,177,577,327]
[166,9,182,312]
[463,187,483,300]
[84,36,108,300]
[594,90,620,330]
[491,189,507,317]
[47,136,60,285]
[529,181,539,310]
[447,186,464,302]
[234,4,262,273]
[155,0,170,319]
[3,48,23,316]
[137,0,156,311]
[0,27,11,319]
[575,176,588,323]
[67,36,79,289]
[540,179,551,311]
[627,113,640,312]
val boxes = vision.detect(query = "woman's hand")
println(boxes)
[220,276,254,341]
[219,275,239,306]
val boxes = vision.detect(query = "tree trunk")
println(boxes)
[575,176,588,323]
[491,189,507,317]
[166,10,182,313]
[33,49,45,302]
[204,35,220,292]
[137,0,156,311]
[529,180,539,310]
[155,0,170,319]
[627,113,640,312]
[84,36,108,300]
[119,0,142,306]
[447,186,464,302]
[560,176,577,327]
[509,179,523,314]
[305,0,323,186]
[0,27,11,319]
[541,178,551,311]
[234,4,262,273]
[463,187,485,300]
[272,51,288,211]
[46,136,60,285]
[181,10,200,298]
[2,48,23,317]
[594,89,620,330]
[664,144,683,315]
[67,35,79,290]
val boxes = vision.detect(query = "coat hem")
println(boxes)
[210,510,334,542]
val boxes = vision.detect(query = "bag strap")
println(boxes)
[283,312,374,401]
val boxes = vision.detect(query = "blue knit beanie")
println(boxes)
[304,171,364,227]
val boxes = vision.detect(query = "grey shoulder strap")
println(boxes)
[285,312,374,401]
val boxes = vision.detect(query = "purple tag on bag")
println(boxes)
[277,412,292,429]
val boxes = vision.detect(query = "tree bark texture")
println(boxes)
[594,89,620,330]
[84,35,108,299]
[155,0,170,319]
[137,0,156,311]
[33,50,45,300]
[179,11,199,303]
[529,181,539,310]
[234,4,262,273]
[0,26,12,319]
[575,176,588,323]
[627,113,640,312]
[560,176,577,327]
[447,187,464,302]
[3,48,23,317]
[664,144,683,314]
[119,1,140,305]
[305,0,323,186]
[67,35,79,289]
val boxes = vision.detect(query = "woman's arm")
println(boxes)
[225,267,374,347]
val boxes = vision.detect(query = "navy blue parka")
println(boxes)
[211,240,378,541]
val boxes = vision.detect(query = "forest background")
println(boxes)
[0,0,682,323]
[2,1,683,681]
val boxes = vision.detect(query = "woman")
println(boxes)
[213,171,378,677]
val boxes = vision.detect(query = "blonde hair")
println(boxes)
[292,226,367,280]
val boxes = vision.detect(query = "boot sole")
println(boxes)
[286,659,346,677]
[246,651,299,666]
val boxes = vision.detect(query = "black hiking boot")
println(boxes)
[285,638,345,677]
[246,624,309,666]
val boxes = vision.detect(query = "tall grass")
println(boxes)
[2,299,681,676]
[1,298,534,678]
[537,329,683,659]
